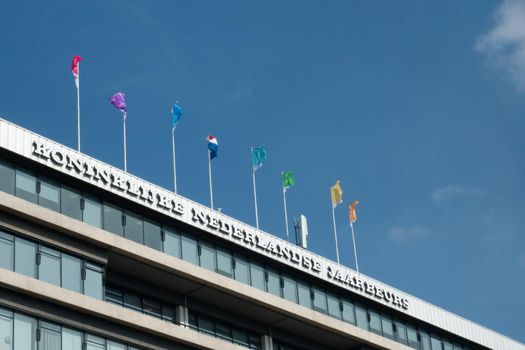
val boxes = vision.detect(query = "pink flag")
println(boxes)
[71,55,83,88]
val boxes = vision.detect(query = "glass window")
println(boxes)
[407,325,419,349]
[312,286,327,313]
[105,286,123,305]
[103,202,123,236]
[181,234,198,265]
[327,293,341,319]
[233,255,250,284]
[249,261,265,291]
[163,227,181,258]
[83,195,102,228]
[40,321,61,350]
[85,334,105,350]
[162,305,174,322]
[297,280,311,308]
[38,178,59,212]
[107,341,126,350]
[215,323,231,341]
[0,232,14,270]
[61,328,82,350]
[431,335,442,350]
[14,313,36,350]
[39,247,61,286]
[60,187,82,221]
[420,330,431,350]
[143,220,161,251]
[266,268,281,297]
[368,309,382,335]
[355,304,368,330]
[341,299,355,324]
[0,159,15,195]
[381,315,395,340]
[143,298,161,318]
[232,328,249,347]
[123,292,141,312]
[84,263,103,300]
[124,211,143,244]
[199,241,216,272]
[15,237,36,278]
[15,168,37,203]
[282,274,297,303]
[395,321,408,344]
[198,316,214,335]
[216,247,232,277]
[62,255,81,293]
[248,334,260,350]
[0,312,13,350]
[443,340,453,350]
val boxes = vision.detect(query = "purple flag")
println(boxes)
[109,92,127,112]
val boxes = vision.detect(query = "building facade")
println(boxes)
[0,118,523,350]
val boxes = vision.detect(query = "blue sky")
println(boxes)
[1,0,524,343]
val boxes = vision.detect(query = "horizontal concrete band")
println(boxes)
[0,192,411,350]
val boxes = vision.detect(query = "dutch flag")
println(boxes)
[207,135,218,159]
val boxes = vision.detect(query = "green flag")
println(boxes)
[282,171,295,189]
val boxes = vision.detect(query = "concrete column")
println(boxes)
[261,335,273,350]
[175,305,188,326]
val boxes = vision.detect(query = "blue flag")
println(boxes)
[251,146,267,171]
[171,102,183,128]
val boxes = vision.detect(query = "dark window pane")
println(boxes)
[420,330,431,350]
[38,178,60,212]
[0,232,14,270]
[232,328,249,347]
[124,211,143,244]
[143,298,161,317]
[297,280,311,308]
[40,321,61,350]
[84,263,103,299]
[198,316,214,335]
[327,293,341,319]
[0,312,13,350]
[215,322,231,341]
[14,313,36,350]
[216,247,232,277]
[15,168,37,203]
[105,286,123,305]
[61,187,82,220]
[266,268,280,297]
[39,246,61,286]
[312,286,327,313]
[103,202,123,236]
[369,309,382,335]
[355,304,368,330]
[163,227,181,258]
[83,195,102,228]
[123,292,142,311]
[234,255,250,284]
[407,325,419,349]
[341,299,355,324]
[15,237,36,278]
[249,262,265,291]
[381,315,395,339]
[62,254,82,293]
[282,274,297,303]
[395,321,408,344]
[181,234,198,265]
[162,305,174,322]
[0,159,15,195]
[199,241,216,272]
[143,220,161,251]
[61,328,82,350]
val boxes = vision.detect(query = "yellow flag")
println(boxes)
[349,200,359,223]
[330,180,343,208]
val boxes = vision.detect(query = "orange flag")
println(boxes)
[349,200,359,224]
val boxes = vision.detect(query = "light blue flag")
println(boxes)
[251,146,267,171]
[171,102,183,128]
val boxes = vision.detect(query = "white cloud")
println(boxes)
[432,184,482,204]
[388,226,429,240]
[476,0,525,91]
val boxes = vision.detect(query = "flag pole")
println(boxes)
[76,63,81,152]
[172,127,177,193]
[282,184,290,241]
[208,150,214,210]
[252,167,259,229]
[332,205,340,264]
[123,112,127,172]
[350,222,359,273]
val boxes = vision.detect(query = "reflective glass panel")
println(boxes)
[103,202,123,236]
[123,292,141,311]
[62,254,81,293]
[312,286,327,313]
[61,327,82,350]
[124,211,143,244]
[181,234,198,265]
[215,323,231,341]
[0,159,15,195]
[14,313,36,350]
[297,280,311,308]
[107,341,126,350]
[282,274,297,303]
[105,286,123,305]
[15,168,37,203]
[355,304,368,330]
[40,321,61,350]
[381,315,395,339]
[199,241,216,272]
[0,232,14,270]
[395,321,408,344]
[38,178,59,212]
[327,293,341,319]
[443,341,453,350]
[85,334,105,350]
[143,220,161,251]
[163,227,181,258]
[84,263,103,299]
[369,309,382,335]
[14,238,36,278]
[198,316,214,335]
[39,247,61,286]
[249,262,265,291]
[0,313,12,350]
[234,256,250,284]
[232,328,249,347]
[407,325,419,349]
[266,268,281,297]
[431,335,442,350]
[60,187,82,220]
[341,299,355,324]
[216,247,232,277]
[83,195,102,228]
[143,298,161,318]
[420,330,431,350]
